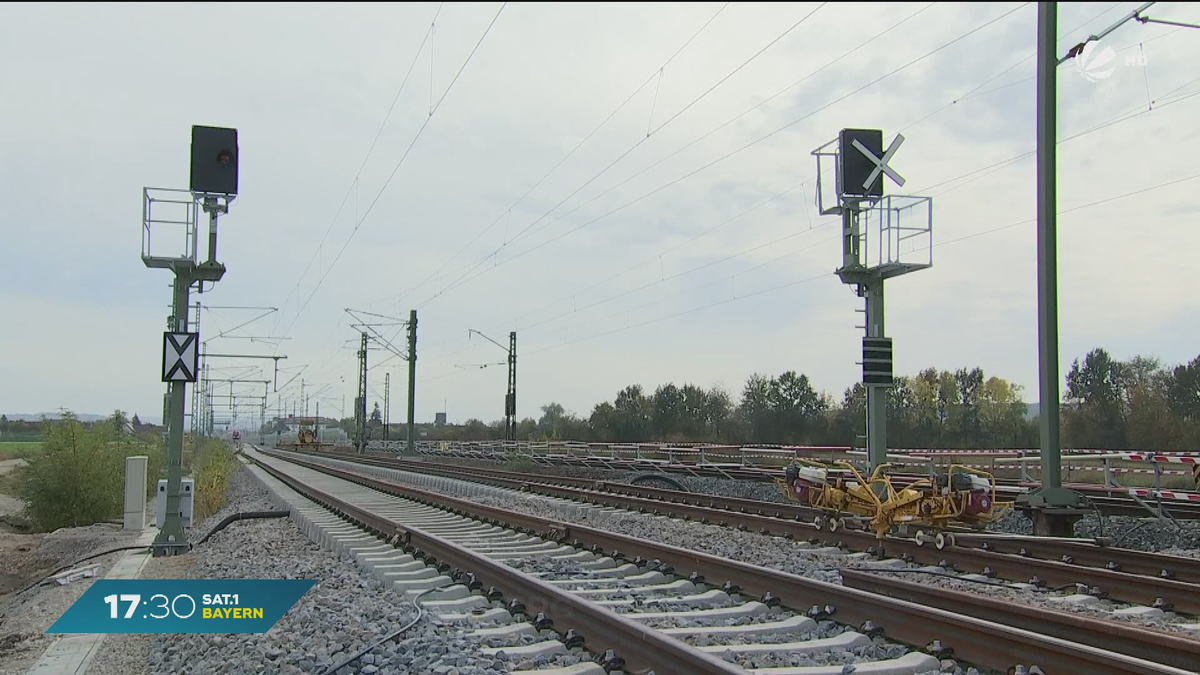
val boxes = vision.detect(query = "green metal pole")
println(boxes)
[508,331,517,442]
[865,277,888,471]
[1037,0,1063,491]
[153,272,191,556]
[406,309,417,456]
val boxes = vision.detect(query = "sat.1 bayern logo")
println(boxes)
[47,579,315,634]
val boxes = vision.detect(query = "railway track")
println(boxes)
[397,446,1200,520]
[247,446,1200,674]
[293,449,1200,613]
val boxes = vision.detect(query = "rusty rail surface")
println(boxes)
[250,452,746,675]
[839,568,1200,672]
[258,447,1197,675]
[298,449,1200,612]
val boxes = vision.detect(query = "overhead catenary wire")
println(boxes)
[309,50,1200,395]
[493,1,937,256]
[512,170,1200,359]
[440,2,834,296]
[513,179,810,331]
[502,1,829,248]
[474,0,1135,339]
[270,3,445,342]
[494,86,1200,351]
[318,2,955,377]
[365,2,931,319]
[394,2,734,308]
[445,1,955,335]
[292,1,1200,403]
[278,2,507,342]
[417,3,1033,308]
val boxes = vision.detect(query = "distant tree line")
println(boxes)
[0,410,152,442]
[431,348,1200,451]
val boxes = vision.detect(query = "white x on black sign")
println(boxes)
[162,332,199,383]
[851,133,907,190]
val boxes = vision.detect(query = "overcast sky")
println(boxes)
[2,2,1199,428]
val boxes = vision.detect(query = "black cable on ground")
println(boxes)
[317,586,450,675]
[628,474,691,492]
[4,511,292,602]
[2,545,154,607]
[193,511,291,545]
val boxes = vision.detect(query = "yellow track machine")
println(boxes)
[776,460,1012,543]
[279,418,332,451]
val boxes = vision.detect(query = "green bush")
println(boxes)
[18,412,163,531]
[191,438,237,520]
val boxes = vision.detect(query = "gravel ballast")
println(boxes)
[300,453,1200,637]
[407,453,1200,555]
[88,462,554,675]
[261,450,992,674]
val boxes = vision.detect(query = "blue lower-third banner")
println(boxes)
[46,579,317,634]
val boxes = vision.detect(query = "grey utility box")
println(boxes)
[156,479,195,528]
[124,456,148,530]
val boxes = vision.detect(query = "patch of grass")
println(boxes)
[191,438,237,520]
[504,457,536,474]
[0,442,41,461]
[0,464,24,496]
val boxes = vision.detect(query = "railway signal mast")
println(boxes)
[142,125,238,556]
[346,309,417,455]
[467,329,517,441]
[812,129,932,472]
[1015,1,1200,533]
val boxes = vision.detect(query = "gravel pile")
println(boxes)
[417,456,794,504]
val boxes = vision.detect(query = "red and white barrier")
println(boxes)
[1115,453,1200,464]
[1128,488,1200,503]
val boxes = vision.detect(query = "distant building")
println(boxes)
[434,412,447,426]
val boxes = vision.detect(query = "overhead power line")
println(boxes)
[394,1,844,311]
[513,170,1200,359]
[417,2,1032,308]
[500,3,1137,340]
[500,2,1143,339]
[496,85,1200,348]
[395,2,735,308]
[271,3,444,342]
[279,2,507,341]
[291,1,1184,395]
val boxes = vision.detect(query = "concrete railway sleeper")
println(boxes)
[306,449,1200,585]
[370,446,1200,520]
[286,449,1200,617]
[244,448,943,675]
[251,446,1196,675]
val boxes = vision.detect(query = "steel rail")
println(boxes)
[259,448,1197,675]
[839,568,1200,672]
[403,447,1200,518]
[301,450,1200,610]
[393,456,1200,582]
[250,454,746,675]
